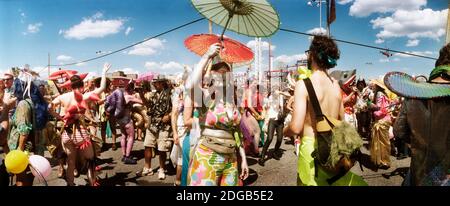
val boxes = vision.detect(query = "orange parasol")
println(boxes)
[184,33,253,64]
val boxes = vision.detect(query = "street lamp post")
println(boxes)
[307,0,327,31]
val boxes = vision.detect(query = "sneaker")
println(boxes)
[158,169,166,180]
[273,151,282,160]
[123,157,137,165]
[136,167,154,177]
[121,156,126,162]
[258,158,265,166]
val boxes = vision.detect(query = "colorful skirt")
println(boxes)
[188,142,239,186]
[370,120,391,167]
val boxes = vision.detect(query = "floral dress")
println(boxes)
[188,100,243,186]
[8,99,34,152]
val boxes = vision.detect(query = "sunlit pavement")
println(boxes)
[33,135,409,186]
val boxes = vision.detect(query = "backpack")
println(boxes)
[303,78,364,185]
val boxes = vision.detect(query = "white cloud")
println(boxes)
[395,51,434,58]
[337,0,353,5]
[19,9,26,23]
[60,12,125,40]
[56,55,73,61]
[92,12,103,19]
[406,39,420,47]
[349,0,426,17]
[246,40,275,51]
[23,22,42,35]
[75,62,86,67]
[125,27,133,36]
[307,27,327,35]
[379,57,400,63]
[375,38,384,44]
[128,38,165,56]
[144,61,184,74]
[371,9,447,42]
[274,54,307,64]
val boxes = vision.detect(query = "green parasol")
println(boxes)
[191,0,280,38]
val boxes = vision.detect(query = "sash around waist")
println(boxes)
[202,128,233,139]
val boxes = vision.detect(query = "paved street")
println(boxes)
[30,134,409,186]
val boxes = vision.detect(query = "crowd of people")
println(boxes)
[0,35,448,186]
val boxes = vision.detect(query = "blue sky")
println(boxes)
[0,0,447,80]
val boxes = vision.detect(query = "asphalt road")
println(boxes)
[28,135,409,186]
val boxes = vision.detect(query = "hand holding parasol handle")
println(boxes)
[220,3,238,40]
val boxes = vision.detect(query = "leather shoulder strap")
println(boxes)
[303,78,324,121]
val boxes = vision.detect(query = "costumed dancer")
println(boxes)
[184,43,248,186]
[48,63,111,186]
[284,35,366,186]
[368,79,392,169]
[6,68,49,186]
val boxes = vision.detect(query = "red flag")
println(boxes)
[328,0,336,25]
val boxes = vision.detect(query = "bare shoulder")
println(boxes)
[331,79,340,90]
[295,80,307,97]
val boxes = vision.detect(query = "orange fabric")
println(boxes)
[342,90,356,114]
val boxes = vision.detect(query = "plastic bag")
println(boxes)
[190,117,200,147]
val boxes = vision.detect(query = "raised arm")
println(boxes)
[171,98,180,145]
[92,63,112,96]
[48,95,63,120]
[183,90,194,128]
[185,43,220,90]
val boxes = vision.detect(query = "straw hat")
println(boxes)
[371,77,398,100]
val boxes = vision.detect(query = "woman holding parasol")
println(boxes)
[184,43,249,186]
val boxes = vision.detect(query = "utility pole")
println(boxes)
[326,0,330,36]
[446,1,450,44]
[308,0,327,33]
[268,40,272,93]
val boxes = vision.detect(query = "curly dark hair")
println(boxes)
[125,81,135,93]
[309,35,340,70]
[435,43,450,67]
[141,80,152,92]
[94,77,111,88]
[70,75,84,89]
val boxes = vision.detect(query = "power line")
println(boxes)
[50,18,205,67]
[279,28,438,60]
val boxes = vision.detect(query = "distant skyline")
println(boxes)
[0,0,447,80]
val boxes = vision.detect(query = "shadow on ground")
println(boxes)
[97,172,139,186]
[243,168,258,186]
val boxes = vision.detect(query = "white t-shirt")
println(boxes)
[265,94,284,120]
